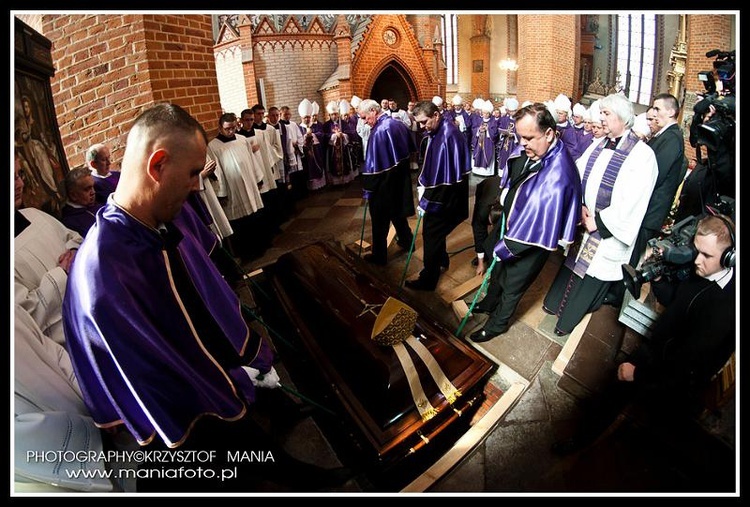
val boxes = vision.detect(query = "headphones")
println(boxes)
[713,214,736,269]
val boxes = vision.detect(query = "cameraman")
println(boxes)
[553,214,735,455]
[689,98,735,199]
[678,51,736,220]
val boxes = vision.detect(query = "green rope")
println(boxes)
[455,257,497,337]
[455,214,506,337]
[398,212,423,295]
[247,278,271,302]
[254,374,338,416]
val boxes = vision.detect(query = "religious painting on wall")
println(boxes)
[14,17,69,217]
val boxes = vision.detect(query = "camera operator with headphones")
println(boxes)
[553,213,736,456]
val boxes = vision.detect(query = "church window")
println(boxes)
[442,14,458,86]
[617,14,656,106]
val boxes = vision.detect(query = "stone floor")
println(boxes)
[239,172,737,496]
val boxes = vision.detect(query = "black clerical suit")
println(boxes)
[475,155,557,333]
[630,123,687,266]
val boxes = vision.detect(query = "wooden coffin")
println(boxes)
[267,241,495,465]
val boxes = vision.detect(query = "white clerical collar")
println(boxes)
[707,267,733,289]
[67,201,86,209]
[91,171,112,179]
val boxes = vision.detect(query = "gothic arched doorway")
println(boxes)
[369,62,416,111]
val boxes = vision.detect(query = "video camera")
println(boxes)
[622,197,735,298]
[622,215,698,298]
[691,49,735,153]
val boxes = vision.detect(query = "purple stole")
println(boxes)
[363,114,412,175]
[564,131,640,277]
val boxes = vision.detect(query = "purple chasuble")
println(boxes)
[418,116,471,212]
[61,202,103,237]
[557,123,579,159]
[93,171,120,204]
[495,115,517,172]
[471,117,499,169]
[363,115,414,176]
[63,202,273,447]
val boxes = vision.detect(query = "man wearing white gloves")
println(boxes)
[62,103,350,492]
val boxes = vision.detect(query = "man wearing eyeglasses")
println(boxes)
[404,100,471,291]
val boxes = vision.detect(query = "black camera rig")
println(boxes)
[621,196,734,298]
[690,49,735,153]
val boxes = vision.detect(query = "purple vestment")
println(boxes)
[495,115,517,172]
[63,201,273,447]
[471,117,499,170]
[301,123,327,190]
[61,202,103,237]
[93,171,120,204]
[557,123,581,160]
[363,115,414,176]
[493,140,582,260]
[418,116,471,213]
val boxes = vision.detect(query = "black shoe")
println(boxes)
[404,279,435,291]
[469,326,508,343]
[554,328,569,337]
[363,253,387,266]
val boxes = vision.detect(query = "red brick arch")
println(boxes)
[363,57,419,105]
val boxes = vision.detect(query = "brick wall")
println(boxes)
[516,14,578,103]
[254,40,338,119]
[353,15,439,101]
[38,14,220,169]
[141,15,222,133]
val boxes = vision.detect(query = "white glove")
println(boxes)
[243,366,280,389]
[417,206,425,217]
[417,185,425,200]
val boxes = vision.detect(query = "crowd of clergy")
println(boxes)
[16,83,700,491]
